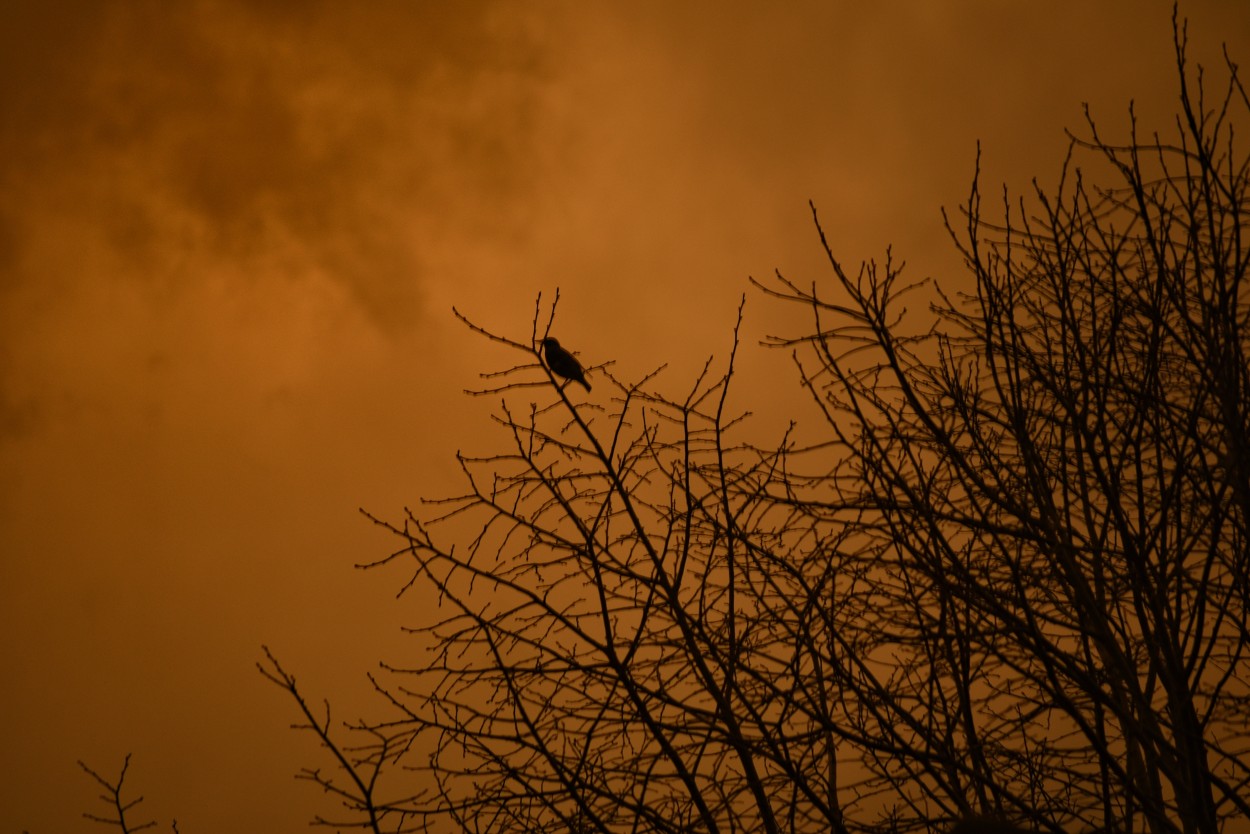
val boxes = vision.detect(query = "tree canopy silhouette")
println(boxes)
[258,18,1249,834]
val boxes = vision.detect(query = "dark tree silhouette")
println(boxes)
[258,17,1248,834]
[752,17,1249,832]
[78,754,174,834]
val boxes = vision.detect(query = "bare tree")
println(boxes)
[261,15,1248,834]
[756,14,1249,834]
[79,754,174,833]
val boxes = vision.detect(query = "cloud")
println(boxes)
[0,0,556,329]
[0,0,569,451]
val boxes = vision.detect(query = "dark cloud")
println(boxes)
[0,0,555,327]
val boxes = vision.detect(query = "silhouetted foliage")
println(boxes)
[259,16,1248,834]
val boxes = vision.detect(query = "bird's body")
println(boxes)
[542,337,591,391]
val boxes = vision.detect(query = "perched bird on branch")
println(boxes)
[542,337,592,392]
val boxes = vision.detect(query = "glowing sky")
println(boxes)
[2,2,1246,831]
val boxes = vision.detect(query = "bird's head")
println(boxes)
[542,338,560,349]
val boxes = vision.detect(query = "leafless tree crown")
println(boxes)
[258,19,1249,834]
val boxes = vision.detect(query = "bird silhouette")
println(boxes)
[542,337,591,392]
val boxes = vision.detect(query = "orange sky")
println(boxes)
[2,2,1246,831]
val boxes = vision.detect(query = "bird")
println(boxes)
[542,337,591,392]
